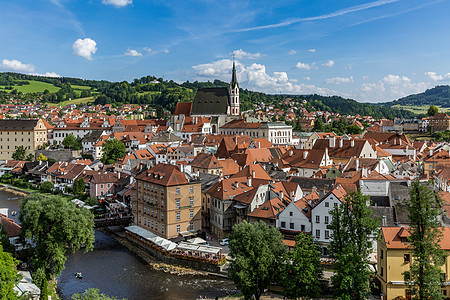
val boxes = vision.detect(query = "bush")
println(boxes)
[40,181,54,193]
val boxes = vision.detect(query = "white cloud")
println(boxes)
[72,38,97,60]
[143,47,152,53]
[325,76,354,84]
[304,76,311,81]
[289,50,297,55]
[125,49,142,57]
[102,0,132,7]
[322,60,335,67]
[308,49,316,53]
[362,75,370,81]
[192,59,333,95]
[233,49,262,60]
[360,74,430,102]
[425,71,450,81]
[0,59,35,72]
[30,72,61,78]
[296,61,311,70]
[162,49,169,54]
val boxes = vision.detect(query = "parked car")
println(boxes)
[220,238,229,246]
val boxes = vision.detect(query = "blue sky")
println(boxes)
[1,0,450,102]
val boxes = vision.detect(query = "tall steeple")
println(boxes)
[229,55,240,116]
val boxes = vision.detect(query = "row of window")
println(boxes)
[0,145,31,150]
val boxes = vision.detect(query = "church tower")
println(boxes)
[229,57,240,116]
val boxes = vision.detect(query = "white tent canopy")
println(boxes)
[125,225,177,251]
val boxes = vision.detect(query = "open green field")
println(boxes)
[46,96,95,107]
[71,85,92,90]
[393,104,450,115]
[0,80,61,93]
[406,132,433,141]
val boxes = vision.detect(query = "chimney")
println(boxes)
[289,150,293,157]
[252,170,255,178]
[339,138,343,148]
[382,215,387,227]
[118,172,121,179]
[399,139,402,145]
[247,177,252,187]
[362,167,368,177]
[258,141,260,148]
[235,181,239,188]
[329,136,336,148]
[303,151,308,159]
[430,149,434,156]
[279,191,284,200]
[234,136,238,144]
[290,190,295,200]
[356,158,360,171]
[394,139,397,145]
[351,140,355,147]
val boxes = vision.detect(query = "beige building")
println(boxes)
[132,163,201,239]
[0,119,48,160]
[430,113,450,132]
[378,227,450,299]
[219,120,293,145]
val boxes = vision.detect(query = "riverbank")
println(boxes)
[0,184,30,197]
[100,227,217,277]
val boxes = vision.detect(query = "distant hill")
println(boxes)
[0,71,416,119]
[384,85,450,107]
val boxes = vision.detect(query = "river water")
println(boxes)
[0,191,234,300]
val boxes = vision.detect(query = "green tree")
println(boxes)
[101,139,126,164]
[280,232,322,299]
[0,244,22,300]
[40,181,54,193]
[228,221,285,300]
[72,288,126,300]
[36,153,47,161]
[427,105,439,117]
[313,119,324,132]
[403,181,446,299]
[19,194,95,279]
[329,189,379,300]
[11,145,27,160]
[73,177,85,196]
[62,134,82,150]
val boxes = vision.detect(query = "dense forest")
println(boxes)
[382,85,450,107]
[0,72,417,119]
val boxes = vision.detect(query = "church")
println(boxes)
[172,59,242,134]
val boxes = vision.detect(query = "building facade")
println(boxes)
[0,119,48,160]
[133,164,201,239]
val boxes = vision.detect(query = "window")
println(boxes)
[325,202,329,207]
[301,225,305,232]
[161,199,164,208]
[176,199,180,208]
[404,254,411,263]
[161,212,164,221]
[334,203,338,207]
[189,222,194,231]
[155,222,158,231]
[151,209,153,217]
[155,186,158,193]
[380,267,383,277]
[161,187,164,194]
[176,188,180,195]
[289,223,294,229]
[151,221,154,228]
[281,221,286,228]
[325,230,329,239]
[316,215,320,223]
[190,197,194,206]
[316,230,320,239]
[190,209,194,219]
[176,225,180,233]
[176,212,180,221]
[190,186,194,193]
[289,211,293,217]
[380,250,383,259]
[325,216,329,224]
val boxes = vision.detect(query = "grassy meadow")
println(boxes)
[392,104,450,115]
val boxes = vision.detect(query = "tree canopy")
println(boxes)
[404,181,446,299]
[72,288,126,300]
[280,232,322,299]
[19,193,95,278]
[228,221,285,300]
[427,105,439,116]
[329,189,379,300]
[101,139,126,164]
[11,145,33,161]
[62,134,82,150]
[0,244,22,300]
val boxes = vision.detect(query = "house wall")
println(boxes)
[277,202,311,233]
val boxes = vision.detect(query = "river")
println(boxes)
[0,191,234,300]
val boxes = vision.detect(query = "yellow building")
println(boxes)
[377,227,450,300]
[132,163,202,239]
[0,119,48,160]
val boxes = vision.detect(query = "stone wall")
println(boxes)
[35,149,82,162]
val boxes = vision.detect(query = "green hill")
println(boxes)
[384,85,450,107]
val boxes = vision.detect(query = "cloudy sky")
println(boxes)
[1,0,449,102]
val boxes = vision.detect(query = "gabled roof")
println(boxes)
[191,153,221,169]
[135,163,189,186]
[247,198,286,220]
[191,87,229,115]
[217,159,240,176]
[381,227,450,250]
[173,102,193,115]
[231,164,271,180]
[0,213,21,237]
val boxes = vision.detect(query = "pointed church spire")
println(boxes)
[231,54,239,88]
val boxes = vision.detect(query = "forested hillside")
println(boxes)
[0,72,416,119]
[383,85,450,107]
